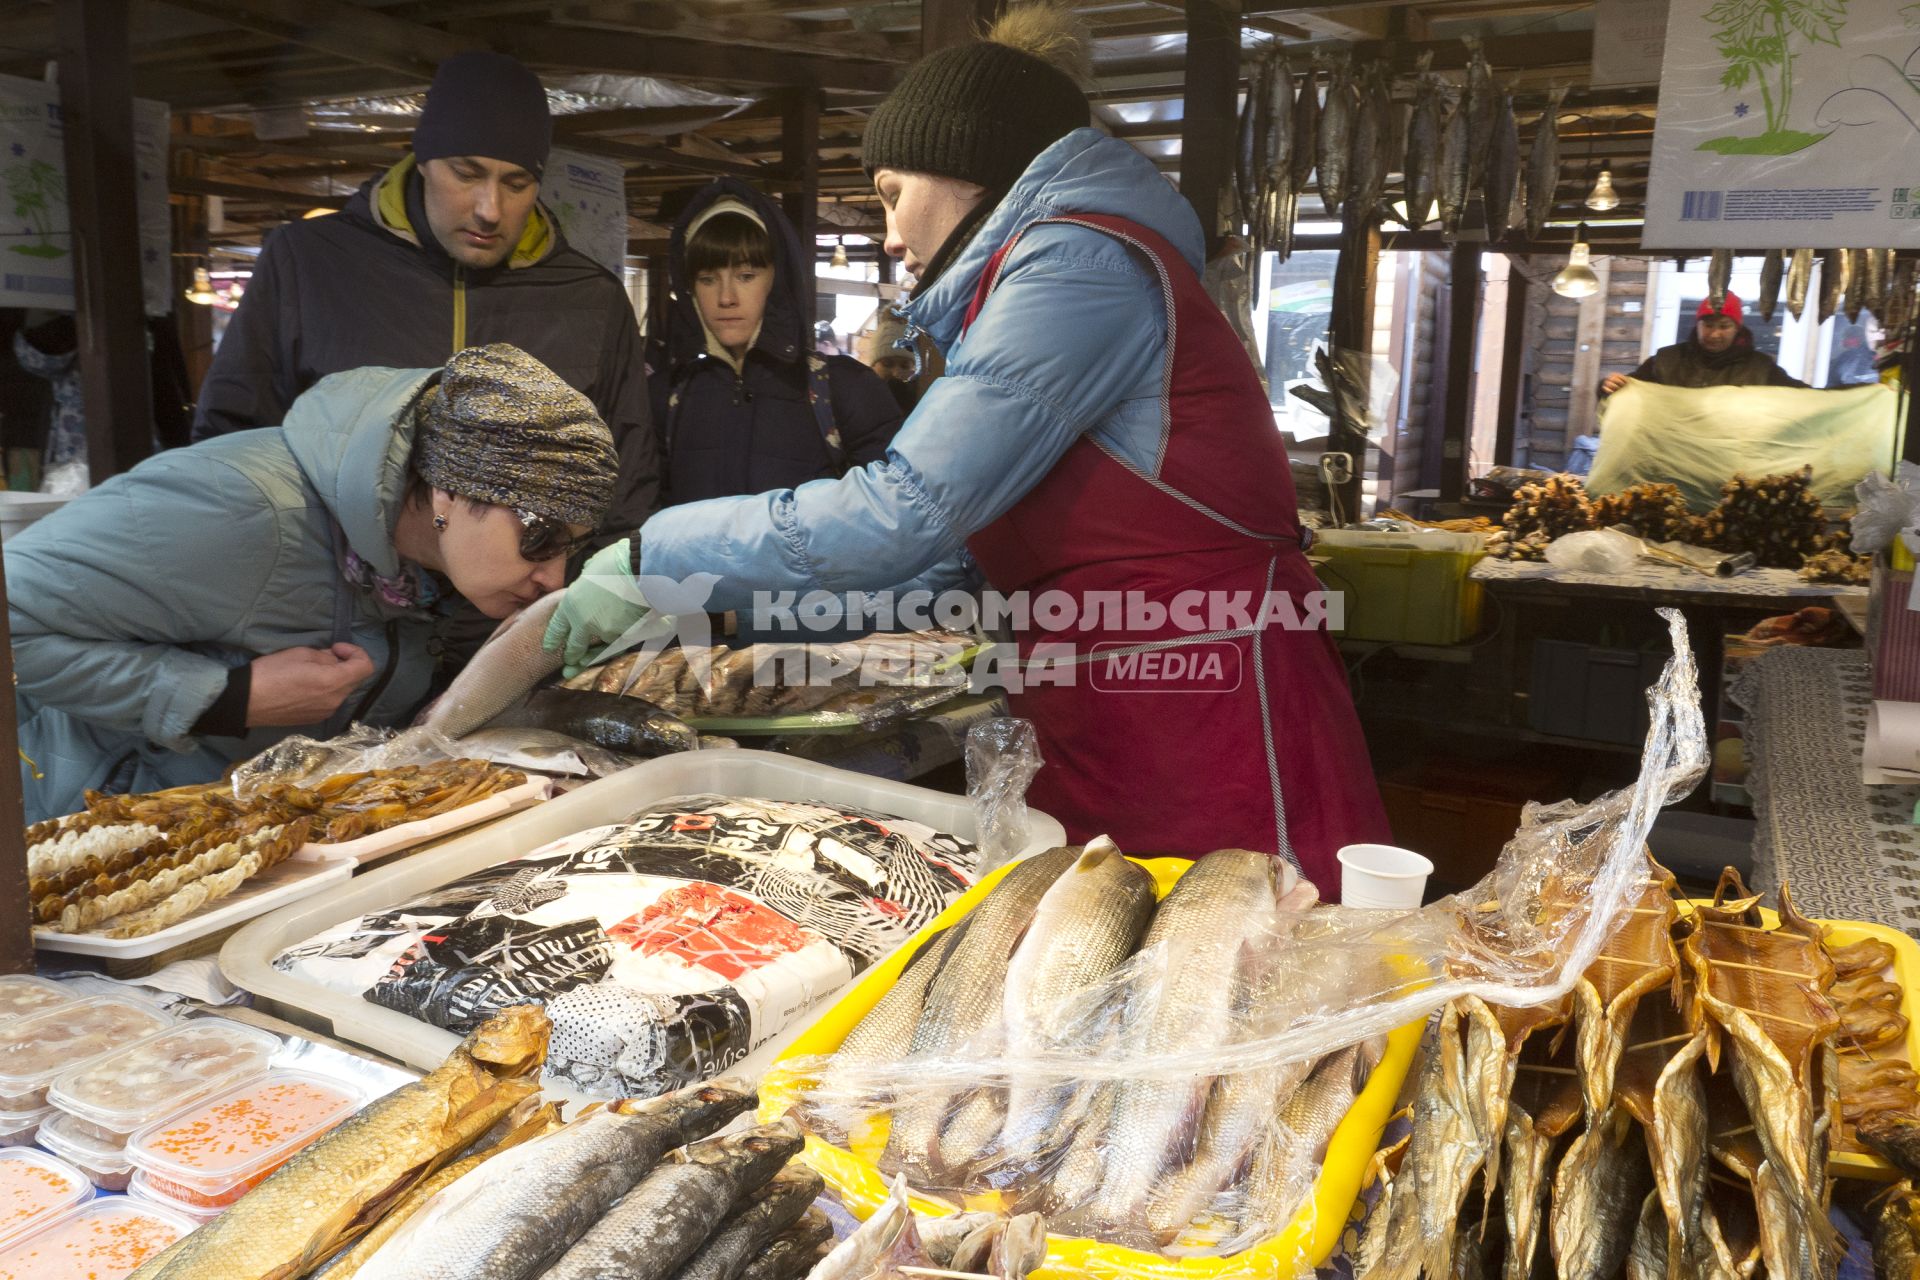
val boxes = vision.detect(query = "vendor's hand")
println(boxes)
[1600,373,1631,395]
[247,644,374,727]
[542,539,655,678]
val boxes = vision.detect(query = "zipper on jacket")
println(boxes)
[349,621,403,724]
[452,266,467,352]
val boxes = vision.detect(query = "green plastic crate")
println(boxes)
[1311,529,1486,645]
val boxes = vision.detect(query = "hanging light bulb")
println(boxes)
[1552,224,1601,298]
[1585,162,1620,212]
[830,237,848,269]
[302,206,333,219]
[183,265,219,306]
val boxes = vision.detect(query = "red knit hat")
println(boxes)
[1698,293,1744,325]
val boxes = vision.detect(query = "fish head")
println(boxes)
[464,1005,552,1079]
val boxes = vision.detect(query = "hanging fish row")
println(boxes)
[1734,247,1915,328]
[1234,37,1569,261]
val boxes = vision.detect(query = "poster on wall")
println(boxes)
[1591,0,1670,88]
[542,146,629,277]
[0,74,172,315]
[1644,0,1920,248]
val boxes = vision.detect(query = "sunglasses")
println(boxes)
[515,509,595,563]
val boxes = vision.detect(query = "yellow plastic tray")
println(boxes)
[1682,902,1920,1182]
[761,857,1424,1279]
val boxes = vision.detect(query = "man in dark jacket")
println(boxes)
[192,52,661,535]
[1600,293,1809,396]
[652,178,905,504]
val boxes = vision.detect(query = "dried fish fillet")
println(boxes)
[1549,1105,1653,1280]
[1829,937,1897,980]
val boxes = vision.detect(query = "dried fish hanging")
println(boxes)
[1524,88,1568,242]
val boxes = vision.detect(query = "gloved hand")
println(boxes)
[542,539,657,678]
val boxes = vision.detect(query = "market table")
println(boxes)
[1731,645,1920,936]
[1469,557,1842,607]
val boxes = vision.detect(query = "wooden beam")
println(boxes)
[169,132,404,167]
[558,2,907,61]
[1493,260,1528,467]
[1439,244,1480,502]
[565,134,769,179]
[58,0,154,484]
[922,0,1004,54]
[553,105,761,138]
[0,553,28,975]
[1565,257,1613,450]
[783,87,822,319]
[455,18,900,91]
[153,0,478,79]
[140,61,428,111]
[1329,218,1379,519]
[172,175,354,207]
[1178,0,1237,245]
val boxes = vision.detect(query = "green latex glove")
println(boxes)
[542,539,657,678]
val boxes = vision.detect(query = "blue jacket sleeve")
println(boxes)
[638,227,1163,613]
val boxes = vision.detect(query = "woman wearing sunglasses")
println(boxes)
[6,342,616,822]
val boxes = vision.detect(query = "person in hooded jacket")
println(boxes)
[654,180,906,506]
[8,343,617,823]
[543,11,1390,893]
[1600,293,1809,395]
[190,52,660,536]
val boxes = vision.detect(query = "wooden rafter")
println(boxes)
[153,0,479,80]
[452,16,901,91]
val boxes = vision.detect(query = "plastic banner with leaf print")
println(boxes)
[1645,0,1920,248]
[0,74,172,315]
[542,146,629,277]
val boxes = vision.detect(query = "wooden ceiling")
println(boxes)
[0,0,1650,263]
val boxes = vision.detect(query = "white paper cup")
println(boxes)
[1337,843,1433,909]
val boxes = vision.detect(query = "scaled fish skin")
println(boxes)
[1290,59,1321,204]
[348,1080,758,1280]
[422,594,566,738]
[1438,89,1471,238]
[1316,55,1356,214]
[1225,1040,1382,1252]
[1786,249,1815,322]
[1874,1182,1920,1280]
[508,686,698,758]
[127,1006,551,1280]
[1463,36,1497,195]
[1821,249,1851,326]
[734,1209,835,1280]
[1263,54,1295,255]
[1524,87,1569,242]
[1859,1110,1920,1181]
[1402,72,1443,230]
[667,1163,826,1280]
[1484,90,1521,243]
[544,1120,805,1280]
[1846,248,1869,323]
[1758,250,1785,322]
[1708,249,1733,311]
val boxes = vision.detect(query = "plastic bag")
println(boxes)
[775,609,1708,1274]
[1852,463,1920,554]
[1544,528,1640,575]
[966,719,1043,877]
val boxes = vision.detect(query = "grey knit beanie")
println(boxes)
[863,39,1088,190]
[413,344,617,527]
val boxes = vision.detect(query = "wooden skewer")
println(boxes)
[1515,1063,1580,1076]
[1701,956,1821,980]
[1620,1032,1695,1054]
[898,1269,997,1280]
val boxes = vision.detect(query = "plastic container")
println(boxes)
[1527,640,1665,746]
[32,1113,132,1194]
[760,856,1426,1280]
[127,1070,365,1210]
[0,1113,45,1152]
[0,997,173,1113]
[48,1019,280,1148]
[125,1171,225,1225]
[221,749,1066,1076]
[1336,843,1434,909]
[1311,528,1486,645]
[0,980,70,1023]
[0,1150,91,1248]
[0,1196,196,1279]
[0,493,70,545]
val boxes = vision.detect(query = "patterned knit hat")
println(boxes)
[863,21,1089,190]
[413,344,616,527]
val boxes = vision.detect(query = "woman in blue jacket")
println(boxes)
[547,12,1388,888]
[655,179,906,505]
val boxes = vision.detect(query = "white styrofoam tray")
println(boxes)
[34,855,356,961]
[292,777,554,865]
[220,749,1065,1077]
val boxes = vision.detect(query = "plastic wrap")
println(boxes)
[966,719,1043,877]
[1543,529,1641,574]
[1853,463,1920,553]
[772,609,1708,1274]
[564,629,977,733]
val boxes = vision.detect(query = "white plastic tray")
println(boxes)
[219,750,1065,1076]
[292,776,554,865]
[35,855,355,960]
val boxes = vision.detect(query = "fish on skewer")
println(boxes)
[1402,70,1443,230]
[1438,89,1471,238]
[1847,248,1869,323]
[1236,55,1265,248]
[1865,247,1893,322]
[1821,249,1851,325]
[1484,89,1521,243]
[1888,259,1917,335]
[1758,250,1785,321]
[1345,63,1386,223]
[1464,36,1497,196]
[1524,87,1569,241]
[1316,54,1356,214]
[1291,57,1321,216]
[1787,249,1815,321]
[1265,54,1296,257]
[1708,249,1734,311]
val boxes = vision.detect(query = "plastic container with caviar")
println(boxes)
[0,1150,91,1249]
[125,1070,364,1211]
[0,996,172,1113]
[0,980,70,1023]
[0,1197,196,1280]
[47,1018,280,1148]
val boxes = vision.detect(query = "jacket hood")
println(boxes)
[354,157,559,271]
[904,128,1205,353]
[279,365,440,577]
[663,178,813,372]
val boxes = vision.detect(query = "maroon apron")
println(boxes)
[959,213,1389,894]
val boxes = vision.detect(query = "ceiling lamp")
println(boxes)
[303,206,333,219]
[183,265,219,306]
[830,237,848,269]
[1551,224,1601,298]
[1585,164,1620,212]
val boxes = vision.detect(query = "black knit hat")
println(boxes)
[413,52,553,180]
[864,40,1088,190]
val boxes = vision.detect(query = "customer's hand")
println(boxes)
[1600,373,1631,395]
[247,644,374,727]
[542,539,656,677]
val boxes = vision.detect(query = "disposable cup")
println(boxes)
[1337,843,1433,909]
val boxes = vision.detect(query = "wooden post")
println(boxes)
[1178,0,1240,245]
[0,554,28,974]
[1328,219,1380,520]
[172,151,215,397]
[922,0,1005,54]
[56,0,154,482]
[1439,243,1481,503]
[1564,257,1613,451]
[1493,261,1529,467]
[781,88,821,325]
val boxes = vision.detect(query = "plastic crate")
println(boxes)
[1527,640,1665,746]
[1311,529,1485,645]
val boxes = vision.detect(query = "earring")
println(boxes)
[432,514,448,531]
